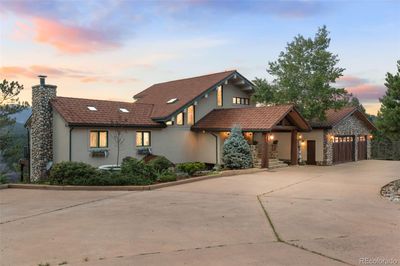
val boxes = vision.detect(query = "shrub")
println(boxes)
[49,161,97,184]
[121,157,157,182]
[177,162,206,176]
[148,156,173,173]
[64,171,153,186]
[0,173,8,184]
[222,126,252,169]
[157,170,177,183]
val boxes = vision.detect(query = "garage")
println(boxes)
[333,136,354,164]
[357,135,367,160]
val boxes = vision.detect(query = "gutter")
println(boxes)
[69,127,74,161]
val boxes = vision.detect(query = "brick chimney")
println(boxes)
[31,75,57,181]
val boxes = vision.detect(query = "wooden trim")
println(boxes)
[261,132,269,168]
[291,129,298,165]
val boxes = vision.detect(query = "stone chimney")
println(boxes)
[31,75,57,181]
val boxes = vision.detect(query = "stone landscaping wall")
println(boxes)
[30,83,57,181]
[323,114,371,165]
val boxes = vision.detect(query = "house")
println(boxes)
[26,71,376,181]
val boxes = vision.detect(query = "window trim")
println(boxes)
[89,130,108,148]
[217,85,223,107]
[176,112,184,125]
[136,131,151,147]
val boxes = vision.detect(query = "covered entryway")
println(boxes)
[191,105,312,168]
[357,135,367,160]
[333,136,354,164]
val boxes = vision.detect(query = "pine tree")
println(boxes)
[222,126,252,169]
[376,61,400,140]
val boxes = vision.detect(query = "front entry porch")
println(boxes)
[245,131,299,169]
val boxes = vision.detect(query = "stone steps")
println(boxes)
[253,158,289,169]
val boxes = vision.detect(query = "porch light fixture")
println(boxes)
[327,134,334,142]
[300,140,306,146]
[269,134,274,141]
[298,134,303,140]
[368,134,373,140]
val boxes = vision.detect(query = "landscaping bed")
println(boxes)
[380,179,400,203]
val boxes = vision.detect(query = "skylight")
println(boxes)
[119,108,129,113]
[87,106,97,111]
[167,98,178,104]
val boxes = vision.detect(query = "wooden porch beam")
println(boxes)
[291,129,298,165]
[261,132,269,168]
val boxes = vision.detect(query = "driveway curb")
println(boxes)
[4,168,267,191]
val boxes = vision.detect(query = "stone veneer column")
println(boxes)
[323,129,333,165]
[31,76,57,181]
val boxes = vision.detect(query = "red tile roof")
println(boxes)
[51,97,163,127]
[192,105,310,131]
[134,70,237,119]
[310,107,376,130]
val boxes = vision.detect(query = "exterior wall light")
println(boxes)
[368,134,373,140]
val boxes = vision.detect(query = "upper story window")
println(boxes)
[90,131,108,148]
[166,120,174,126]
[217,85,223,107]
[176,112,184,125]
[187,105,195,125]
[136,131,151,147]
[233,97,250,105]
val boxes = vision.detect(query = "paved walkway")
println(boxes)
[0,160,399,266]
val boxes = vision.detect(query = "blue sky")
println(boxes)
[1,0,399,114]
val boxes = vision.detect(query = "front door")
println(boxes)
[307,140,316,165]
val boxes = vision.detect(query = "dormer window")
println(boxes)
[87,106,97,111]
[119,108,129,113]
[167,98,178,104]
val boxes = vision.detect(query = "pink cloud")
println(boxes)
[31,18,119,53]
[346,84,386,100]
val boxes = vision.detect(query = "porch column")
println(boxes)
[261,132,269,168]
[291,129,298,165]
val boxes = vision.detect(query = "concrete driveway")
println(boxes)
[1,160,399,266]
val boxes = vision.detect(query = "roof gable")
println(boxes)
[51,97,163,127]
[134,70,252,120]
[192,105,311,132]
[310,107,376,130]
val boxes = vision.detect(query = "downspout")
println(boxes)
[26,128,30,181]
[69,127,74,161]
[210,132,219,165]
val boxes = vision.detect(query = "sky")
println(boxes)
[1,0,399,115]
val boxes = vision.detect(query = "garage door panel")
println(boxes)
[333,136,354,164]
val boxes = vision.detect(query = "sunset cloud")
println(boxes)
[0,65,138,84]
[337,75,386,101]
[31,18,119,53]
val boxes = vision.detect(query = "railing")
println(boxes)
[371,140,400,160]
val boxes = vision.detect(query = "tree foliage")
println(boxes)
[376,61,400,140]
[0,80,29,172]
[253,26,350,120]
[222,126,252,169]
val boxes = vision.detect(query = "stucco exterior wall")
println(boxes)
[195,84,254,122]
[273,132,291,160]
[53,111,70,163]
[301,130,324,164]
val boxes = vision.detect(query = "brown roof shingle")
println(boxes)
[51,97,163,127]
[134,70,237,119]
[192,105,310,131]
